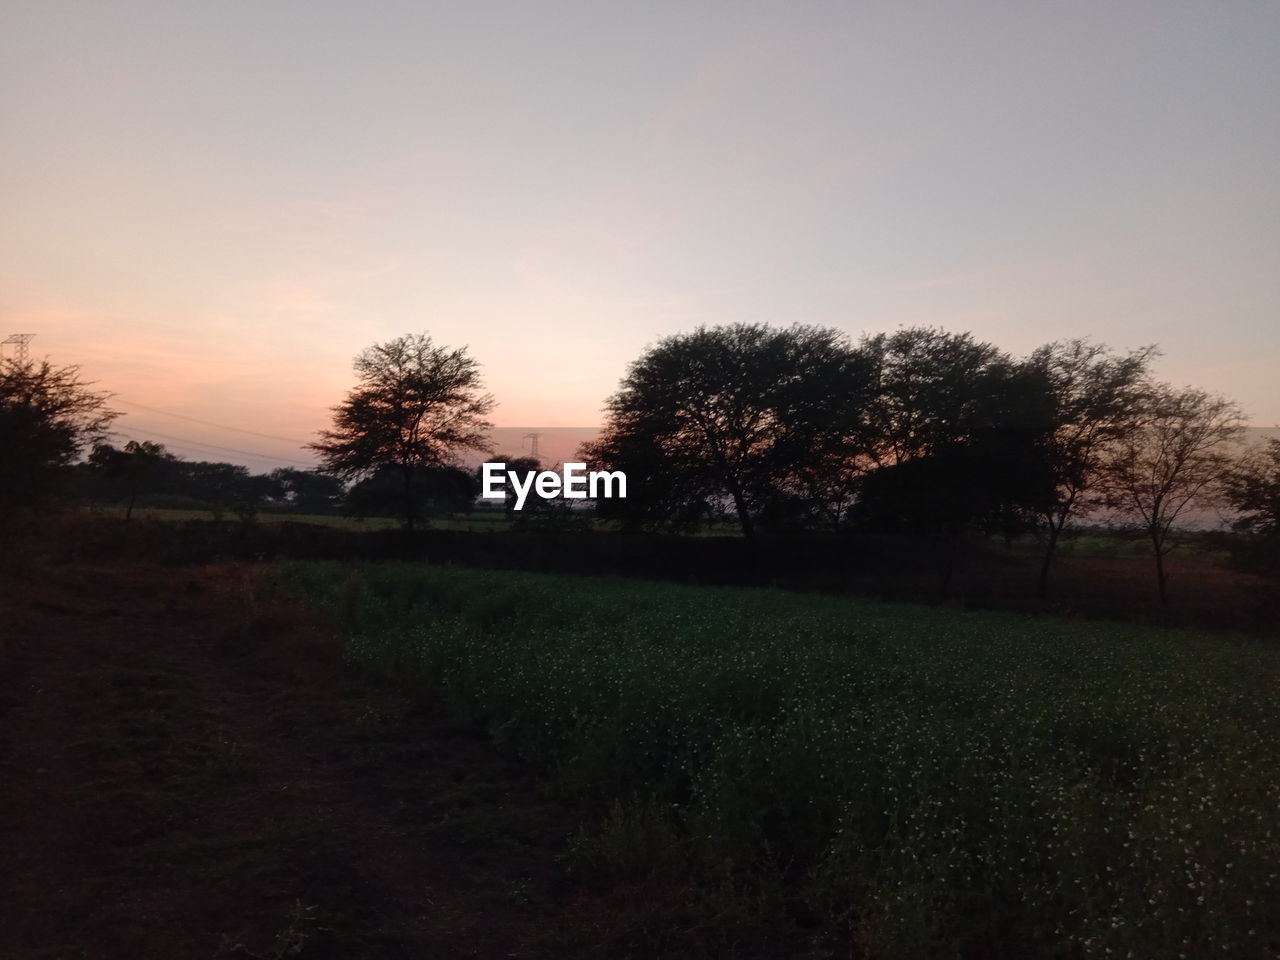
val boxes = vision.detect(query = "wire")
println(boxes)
[112,397,315,445]
[111,425,318,468]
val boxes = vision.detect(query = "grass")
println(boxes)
[1051,531,1232,563]
[274,561,1279,958]
[84,504,517,533]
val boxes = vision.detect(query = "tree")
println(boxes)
[859,327,1009,467]
[310,334,494,531]
[852,356,1058,591]
[582,324,873,539]
[1224,436,1280,577]
[1025,339,1157,594]
[1104,385,1246,608]
[1227,437,1280,536]
[345,463,479,519]
[183,461,254,521]
[484,455,541,518]
[0,356,117,518]
[229,472,280,523]
[268,468,346,514]
[88,440,177,521]
[850,329,1059,538]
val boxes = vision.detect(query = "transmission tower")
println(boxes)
[523,432,542,460]
[2,334,34,361]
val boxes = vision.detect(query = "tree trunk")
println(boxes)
[401,464,417,534]
[1037,520,1062,598]
[1147,489,1169,609]
[1154,539,1169,609]
[727,483,754,540]
[939,525,958,600]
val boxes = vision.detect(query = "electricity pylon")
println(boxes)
[1,334,34,361]
[523,432,542,460]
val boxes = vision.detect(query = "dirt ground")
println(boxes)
[0,561,811,960]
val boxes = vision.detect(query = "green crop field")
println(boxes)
[275,562,1280,958]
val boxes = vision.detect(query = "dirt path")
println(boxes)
[0,562,724,959]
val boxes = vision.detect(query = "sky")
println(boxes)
[2,1,1277,469]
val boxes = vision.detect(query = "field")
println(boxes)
[85,504,517,532]
[2,560,683,959]
[276,561,1280,958]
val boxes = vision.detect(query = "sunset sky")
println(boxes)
[2,2,1277,469]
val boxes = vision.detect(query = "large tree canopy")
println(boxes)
[582,323,874,538]
[1025,339,1157,593]
[310,334,493,531]
[853,354,1059,544]
[859,327,1010,466]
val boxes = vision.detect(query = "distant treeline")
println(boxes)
[4,324,1278,607]
[73,445,478,522]
[578,325,1279,602]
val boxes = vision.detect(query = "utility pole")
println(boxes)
[1,333,34,362]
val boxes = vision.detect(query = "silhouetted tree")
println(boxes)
[346,463,479,519]
[582,324,874,538]
[1104,385,1246,608]
[1227,437,1280,535]
[1225,436,1280,577]
[88,440,177,521]
[853,357,1058,590]
[183,461,253,520]
[230,472,280,523]
[310,334,493,531]
[0,356,117,519]
[1025,339,1157,594]
[268,467,346,514]
[483,455,541,518]
[859,327,1009,466]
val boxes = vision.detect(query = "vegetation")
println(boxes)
[87,440,175,521]
[1228,437,1280,537]
[1225,436,1280,579]
[4,325,1275,957]
[277,560,1280,959]
[0,356,117,520]
[579,324,1266,603]
[12,325,1272,599]
[80,443,344,521]
[1103,386,1247,606]
[310,333,494,532]
[343,462,479,520]
[582,323,872,538]
[1025,339,1157,593]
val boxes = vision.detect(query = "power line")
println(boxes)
[112,397,315,445]
[14,347,318,465]
[111,425,318,468]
